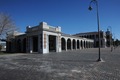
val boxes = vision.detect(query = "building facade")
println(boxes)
[73,30,112,48]
[6,22,94,54]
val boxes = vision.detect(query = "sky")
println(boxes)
[0,0,120,39]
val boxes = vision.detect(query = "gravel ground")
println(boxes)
[0,47,120,80]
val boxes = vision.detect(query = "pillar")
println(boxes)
[30,37,33,53]
[38,34,41,53]
[71,39,73,50]
[65,39,67,51]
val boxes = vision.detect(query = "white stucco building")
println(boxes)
[73,31,107,48]
[6,22,94,54]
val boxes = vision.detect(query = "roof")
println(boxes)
[73,31,104,36]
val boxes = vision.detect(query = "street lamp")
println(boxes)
[88,0,102,62]
[112,33,115,47]
[107,26,112,47]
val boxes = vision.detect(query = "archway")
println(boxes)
[77,40,80,49]
[67,38,71,50]
[86,41,88,48]
[81,40,83,49]
[73,39,76,49]
[84,41,86,48]
[61,38,66,50]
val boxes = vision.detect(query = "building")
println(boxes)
[73,29,112,48]
[73,31,106,48]
[6,22,94,54]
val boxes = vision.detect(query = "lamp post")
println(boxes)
[112,33,115,47]
[88,0,102,62]
[107,26,112,47]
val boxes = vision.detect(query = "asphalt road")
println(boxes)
[0,47,120,80]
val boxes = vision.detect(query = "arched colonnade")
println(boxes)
[61,37,94,51]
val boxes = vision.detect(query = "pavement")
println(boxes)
[0,47,120,80]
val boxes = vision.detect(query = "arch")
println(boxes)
[89,42,91,48]
[96,41,99,47]
[90,35,91,39]
[61,38,66,50]
[92,35,94,39]
[87,41,89,48]
[67,38,71,50]
[72,39,76,49]
[87,41,90,48]
[92,42,94,48]
[86,41,88,48]
[77,40,80,49]
[87,35,89,38]
[84,41,86,48]
[90,42,92,48]
[81,40,83,49]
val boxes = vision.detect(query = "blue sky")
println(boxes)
[0,0,120,39]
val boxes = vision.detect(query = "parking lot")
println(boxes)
[0,47,120,80]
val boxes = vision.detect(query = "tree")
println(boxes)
[0,13,18,39]
[114,39,120,46]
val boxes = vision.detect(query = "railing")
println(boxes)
[49,26,56,31]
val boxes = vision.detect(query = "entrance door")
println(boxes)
[33,36,38,52]
[49,35,56,52]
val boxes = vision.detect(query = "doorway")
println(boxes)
[33,36,38,52]
[49,35,56,52]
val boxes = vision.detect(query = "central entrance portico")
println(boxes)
[26,22,94,54]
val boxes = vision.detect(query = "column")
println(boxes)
[26,37,29,53]
[65,39,67,51]
[58,35,61,52]
[71,39,73,50]
[30,37,33,53]
[38,34,40,53]
[75,40,77,50]
[56,36,58,52]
